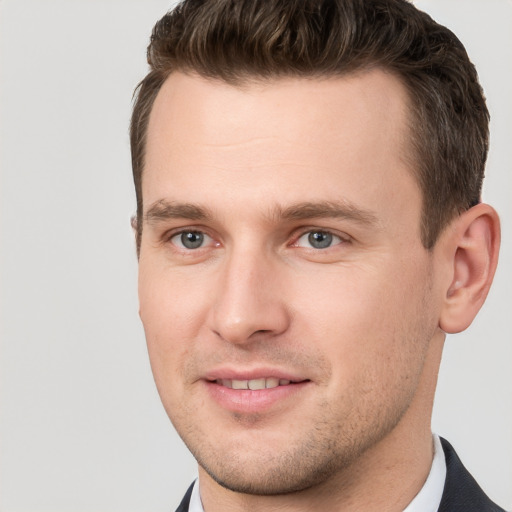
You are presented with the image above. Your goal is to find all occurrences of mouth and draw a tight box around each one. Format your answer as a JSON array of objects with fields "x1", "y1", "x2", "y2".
[
  {"x1": 203, "y1": 374, "x2": 311, "y2": 414},
  {"x1": 210, "y1": 377, "x2": 305, "y2": 390}
]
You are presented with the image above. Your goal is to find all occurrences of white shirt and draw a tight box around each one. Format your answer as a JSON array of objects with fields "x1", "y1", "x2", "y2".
[
  {"x1": 188, "y1": 434, "x2": 447, "y2": 512},
  {"x1": 403, "y1": 434, "x2": 447, "y2": 512}
]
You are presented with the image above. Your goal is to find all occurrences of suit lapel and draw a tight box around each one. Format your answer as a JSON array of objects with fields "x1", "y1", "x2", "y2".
[
  {"x1": 175, "y1": 482, "x2": 194, "y2": 512},
  {"x1": 438, "y1": 437, "x2": 505, "y2": 512}
]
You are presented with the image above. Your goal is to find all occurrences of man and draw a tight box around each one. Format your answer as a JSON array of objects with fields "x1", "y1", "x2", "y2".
[{"x1": 130, "y1": 0, "x2": 504, "y2": 510}]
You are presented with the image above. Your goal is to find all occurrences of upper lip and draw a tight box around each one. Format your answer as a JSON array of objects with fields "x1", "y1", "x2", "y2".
[{"x1": 203, "y1": 368, "x2": 308, "y2": 383}]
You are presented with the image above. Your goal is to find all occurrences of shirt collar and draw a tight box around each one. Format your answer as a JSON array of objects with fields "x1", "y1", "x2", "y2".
[
  {"x1": 188, "y1": 477, "x2": 204, "y2": 512},
  {"x1": 402, "y1": 434, "x2": 447, "y2": 512}
]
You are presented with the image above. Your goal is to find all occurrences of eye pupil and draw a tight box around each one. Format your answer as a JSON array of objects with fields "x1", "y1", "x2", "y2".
[
  {"x1": 181, "y1": 231, "x2": 204, "y2": 249},
  {"x1": 308, "y1": 231, "x2": 332, "y2": 249}
]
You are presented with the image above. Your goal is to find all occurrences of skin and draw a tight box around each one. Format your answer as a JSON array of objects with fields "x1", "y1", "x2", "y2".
[{"x1": 137, "y1": 70, "x2": 500, "y2": 511}]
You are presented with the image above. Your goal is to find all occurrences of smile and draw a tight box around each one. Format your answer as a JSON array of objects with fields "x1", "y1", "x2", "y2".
[
  {"x1": 203, "y1": 368, "x2": 312, "y2": 413},
  {"x1": 214, "y1": 377, "x2": 294, "y2": 390}
]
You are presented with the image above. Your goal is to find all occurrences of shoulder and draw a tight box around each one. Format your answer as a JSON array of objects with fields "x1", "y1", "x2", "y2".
[{"x1": 439, "y1": 437, "x2": 506, "y2": 512}]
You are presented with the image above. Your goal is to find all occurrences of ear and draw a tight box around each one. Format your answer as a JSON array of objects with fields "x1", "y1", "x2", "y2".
[
  {"x1": 130, "y1": 215, "x2": 141, "y2": 259},
  {"x1": 439, "y1": 203, "x2": 500, "y2": 334}
]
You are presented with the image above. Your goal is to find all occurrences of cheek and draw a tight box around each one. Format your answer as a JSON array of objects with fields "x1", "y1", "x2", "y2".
[
  {"x1": 139, "y1": 257, "x2": 210, "y2": 335},
  {"x1": 291, "y1": 257, "x2": 434, "y2": 383},
  {"x1": 138, "y1": 261, "x2": 208, "y2": 393}
]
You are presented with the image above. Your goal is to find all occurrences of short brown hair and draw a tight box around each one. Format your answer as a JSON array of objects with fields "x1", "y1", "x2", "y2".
[{"x1": 131, "y1": 0, "x2": 489, "y2": 251}]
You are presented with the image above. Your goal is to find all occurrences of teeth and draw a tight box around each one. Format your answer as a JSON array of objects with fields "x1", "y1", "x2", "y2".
[
  {"x1": 215, "y1": 377, "x2": 293, "y2": 389},
  {"x1": 248, "y1": 378, "x2": 266, "y2": 390},
  {"x1": 265, "y1": 377, "x2": 280, "y2": 389},
  {"x1": 232, "y1": 379, "x2": 249, "y2": 390}
]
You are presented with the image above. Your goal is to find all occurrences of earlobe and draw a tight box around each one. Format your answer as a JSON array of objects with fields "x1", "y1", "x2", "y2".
[
  {"x1": 131, "y1": 215, "x2": 138, "y2": 233},
  {"x1": 439, "y1": 203, "x2": 500, "y2": 334},
  {"x1": 131, "y1": 215, "x2": 141, "y2": 259}
]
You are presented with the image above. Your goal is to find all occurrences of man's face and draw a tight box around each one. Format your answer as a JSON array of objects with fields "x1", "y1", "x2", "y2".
[{"x1": 138, "y1": 70, "x2": 445, "y2": 494}]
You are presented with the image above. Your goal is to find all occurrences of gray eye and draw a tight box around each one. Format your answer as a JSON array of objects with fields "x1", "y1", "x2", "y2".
[
  {"x1": 308, "y1": 231, "x2": 333, "y2": 249},
  {"x1": 173, "y1": 231, "x2": 206, "y2": 249},
  {"x1": 295, "y1": 230, "x2": 342, "y2": 249}
]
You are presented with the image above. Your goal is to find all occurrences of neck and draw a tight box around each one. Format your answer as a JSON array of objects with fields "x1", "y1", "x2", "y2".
[{"x1": 199, "y1": 332, "x2": 444, "y2": 512}]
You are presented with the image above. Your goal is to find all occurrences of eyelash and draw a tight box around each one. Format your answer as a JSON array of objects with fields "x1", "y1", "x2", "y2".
[
  {"x1": 165, "y1": 228, "x2": 217, "y2": 251},
  {"x1": 291, "y1": 228, "x2": 350, "y2": 250},
  {"x1": 164, "y1": 227, "x2": 350, "y2": 252}
]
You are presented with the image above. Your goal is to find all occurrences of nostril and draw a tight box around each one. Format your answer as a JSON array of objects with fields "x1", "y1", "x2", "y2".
[{"x1": 254, "y1": 329, "x2": 272, "y2": 335}]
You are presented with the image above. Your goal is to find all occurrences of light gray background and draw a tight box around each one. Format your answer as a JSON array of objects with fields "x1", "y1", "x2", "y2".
[{"x1": 0, "y1": 1, "x2": 510, "y2": 510}]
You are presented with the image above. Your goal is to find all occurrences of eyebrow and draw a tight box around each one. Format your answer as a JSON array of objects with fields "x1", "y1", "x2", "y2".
[
  {"x1": 275, "y1": 201, "x2": 379, "y2": 226},
  {"x1": 144, "y1": 199, "x2": 212, "y2": 225},
  {"x1": 144, "y1": 199, "x2": 378, "y2": 226}
]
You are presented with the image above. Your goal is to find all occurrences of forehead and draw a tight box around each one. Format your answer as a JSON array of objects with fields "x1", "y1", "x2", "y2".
[
  {"x1": 143, "y1": 70, "x2": 420, "y2": 228},
  {"x1": 146, "y1": 69, "x2": 411, "y2": 158}
]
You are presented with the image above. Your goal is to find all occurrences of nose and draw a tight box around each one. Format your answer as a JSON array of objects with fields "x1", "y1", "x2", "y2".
[{"x1": 208, "y1": 248, "x2": 290, "y2": 345}]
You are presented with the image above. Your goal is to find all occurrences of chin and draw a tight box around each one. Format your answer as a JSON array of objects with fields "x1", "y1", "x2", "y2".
[
  {"x1": 199, "y1": 455, "x2": 341, "y2": 496},
  {"x1": 188, "y1": 428, "x2": 361, "y2": 496}
]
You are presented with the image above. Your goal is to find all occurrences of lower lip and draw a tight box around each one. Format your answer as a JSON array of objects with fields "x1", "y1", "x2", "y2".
[{"x1": 203, "y1": 380, "x2": 311, "y2": 414}]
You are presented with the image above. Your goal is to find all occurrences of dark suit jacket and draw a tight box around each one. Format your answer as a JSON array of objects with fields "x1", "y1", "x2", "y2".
[
  {"x1": 438, "y1": 438, "x2": 505, "y2": 512},
  {"x1": 175, "y1": 437, "x2": 506, "y2": 511}
]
